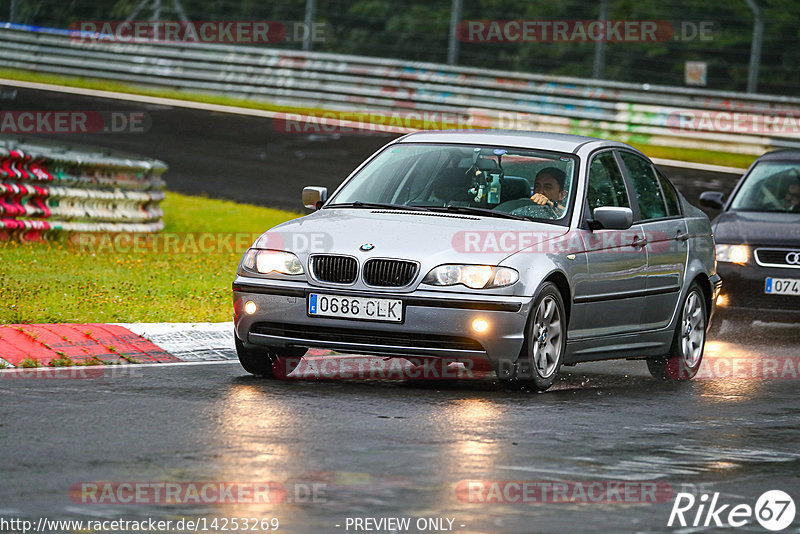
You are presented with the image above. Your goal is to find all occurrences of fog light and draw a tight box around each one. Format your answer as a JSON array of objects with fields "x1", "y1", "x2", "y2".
[
  {"x1": 472, "y1": 318, "x2": 489, "y2": 333},
  {"x1": 244, "y1": 301, "x2": 257, "y2": 315},
  {"x1": 716, "y1": 294, "x2": 728, "y2": 307}
]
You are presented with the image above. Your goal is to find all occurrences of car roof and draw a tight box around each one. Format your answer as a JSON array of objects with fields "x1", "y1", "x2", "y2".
[
  {"x1": 755, "y1": 149, "x2": 800, "y2": 162},
  {"x1": 394, "y1": 129, "x2": 632, "y2": 154}
]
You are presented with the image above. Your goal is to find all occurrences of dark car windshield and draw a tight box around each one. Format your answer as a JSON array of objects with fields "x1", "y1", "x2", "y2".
[
  {"x1": 730, "y1": 161, "x2": 800, "y2": 213},
  {"x1": 327, "y1": 143, "x2": 577, "y2": 224}
]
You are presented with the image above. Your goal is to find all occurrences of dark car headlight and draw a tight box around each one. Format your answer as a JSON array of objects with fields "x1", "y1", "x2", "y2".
[{"x1": 716, "y1": 244, "x2": 749, "y2": 265}]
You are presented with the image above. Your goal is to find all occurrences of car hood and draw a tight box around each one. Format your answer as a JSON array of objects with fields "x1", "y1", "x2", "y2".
[
  {"x1": 255, "y1": 208, "x2": 569, "y2": 265},
  {"x1": 712, "y1": 210, "x2": 800, "y2": 246}
]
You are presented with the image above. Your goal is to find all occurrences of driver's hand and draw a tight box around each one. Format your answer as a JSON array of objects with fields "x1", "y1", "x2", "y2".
[{"x1": 530, "y1": 193, "x2": 553, "y2": 207}]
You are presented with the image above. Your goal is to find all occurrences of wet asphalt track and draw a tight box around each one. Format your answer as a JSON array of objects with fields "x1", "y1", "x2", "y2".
[
  {"x1": 1, "y1": 326, "x2": 799, "y2": 534},
  {"x1": 1, "y1": 83, "x2": 799, "y2": 533}
]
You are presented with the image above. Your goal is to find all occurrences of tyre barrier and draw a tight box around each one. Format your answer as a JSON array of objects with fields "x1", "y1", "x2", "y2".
[
  {"x1": 0, "y1": 137, "x2": 166, "y2": 241},
  {"x1": 1, "y1": 23, "x2": 799, "y2": 155}
]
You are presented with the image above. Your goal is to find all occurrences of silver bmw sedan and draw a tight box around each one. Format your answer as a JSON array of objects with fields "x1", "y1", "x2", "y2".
[{"x1": 233, "y1": 130, "x2": 721, "y2": 391}]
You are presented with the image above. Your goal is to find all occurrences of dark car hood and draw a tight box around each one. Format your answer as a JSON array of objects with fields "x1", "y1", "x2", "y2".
[{"x1": 712, "y1": 210, "x2": 800, "y2": 246}]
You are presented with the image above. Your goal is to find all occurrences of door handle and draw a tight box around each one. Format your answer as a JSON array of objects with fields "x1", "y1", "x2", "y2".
[
  {"x1": 631, "y1": 235, "x2": 648, "y2": 248},
  {"x1": 676, "y1": 232, "x2": 690, "y2": 242}
]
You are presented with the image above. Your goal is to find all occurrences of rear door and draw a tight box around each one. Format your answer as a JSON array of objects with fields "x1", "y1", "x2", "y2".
[{"x1": 618, "y1": 151, "x2": 688, "y2": 330}]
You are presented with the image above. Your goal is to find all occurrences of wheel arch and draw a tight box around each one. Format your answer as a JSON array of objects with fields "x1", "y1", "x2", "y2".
[
  {"x1": 542, "y1": 270, "x2": 572, "y2": 327},
  {"x1": 690, "y1": 272, "x2": 713, "y2": 322}
]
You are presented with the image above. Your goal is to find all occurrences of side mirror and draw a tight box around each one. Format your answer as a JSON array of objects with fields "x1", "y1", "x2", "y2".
[
  {"x1": 699, "y1": 191, "x2": 725, "y2": 210},
  {"x1": 302, "y1": 186, "x2": 327, "y2": 210},
  {"x1": 591, "y1": 206, "x2": 633, "y2": 230}
]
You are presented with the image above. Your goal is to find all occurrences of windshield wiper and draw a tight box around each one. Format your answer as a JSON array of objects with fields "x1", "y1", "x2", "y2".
[
  {"x1": 325, "y1": 201, "x2": 432, "y2": 212},
  {"x1": 427, "y1": 205, "x2": 531, "y2": 221}
]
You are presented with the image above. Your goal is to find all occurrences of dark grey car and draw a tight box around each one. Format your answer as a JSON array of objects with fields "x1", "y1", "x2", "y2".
[
  {"x1": 700, "y1": 149, "x2": 800, "y2": 330},
  {"x1": 233, "y1": 131, "x2": 721, "y2": 391}
]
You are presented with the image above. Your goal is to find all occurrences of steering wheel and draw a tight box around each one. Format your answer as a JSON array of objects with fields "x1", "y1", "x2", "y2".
[{"x1": 494, "y1": 197, "x2": 560, "y2": 219}]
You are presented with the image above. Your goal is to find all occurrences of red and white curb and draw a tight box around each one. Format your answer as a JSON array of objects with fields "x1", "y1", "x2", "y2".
[
  {"x1": 0, "y1": 322, "x2": 472, "y2": 380},
  {"x1": 115, "y1": 322, "x2": 236, "y2": 362},
  {"x1": 0, "y1": 322, "x2": 236, "y2": 368}
]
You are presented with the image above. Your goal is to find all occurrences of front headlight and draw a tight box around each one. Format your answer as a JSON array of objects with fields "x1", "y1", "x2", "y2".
[
  {"x1": 422, "y1": 264, "x2": 519, "y2": 289},
  {"x1": 716, "y1": 244, "x2": 749, "y2": 265},
  {"x1": 242, "y1": 249, "x2": 304, "y2": 275}
]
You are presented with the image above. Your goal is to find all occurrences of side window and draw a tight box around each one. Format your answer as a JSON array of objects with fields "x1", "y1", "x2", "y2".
[
  {"x1": 586, "y1": 151, "x2": 630, "y2": 215},
  {"x1": 656, "y1": 169, "x2": 681, "y2": 216},
  {"x1": 620, "y1": 152, "x2": 667, "y2": 220}
]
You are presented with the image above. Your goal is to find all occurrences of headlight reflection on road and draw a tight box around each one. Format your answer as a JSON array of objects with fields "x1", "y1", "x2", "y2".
[
  {"x1": 208, "y1": 384, "x2": 297, "y2": 515},
  {"x1": 443, "y1": 399, "x2": 505, "y2": 470},
  {"x1": 696, "y1": 341, "x2": 763, "y2": 403},
  {"x1": 439, "y1": 398, "x2": 528, "y2": 523}
]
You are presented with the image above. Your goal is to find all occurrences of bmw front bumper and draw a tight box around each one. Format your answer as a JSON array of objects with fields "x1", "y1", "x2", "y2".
[{"x1": 232, "y1": 276, "x2": 532, "y2": 367}]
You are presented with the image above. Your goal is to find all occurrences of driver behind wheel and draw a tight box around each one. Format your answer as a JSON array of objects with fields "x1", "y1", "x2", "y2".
[
  {"x1": 785, "y1": 180, "x2": 800, "y2": 212},
  {"x1": 530, "y1": 167, "x2": 567, "y2": 217}
]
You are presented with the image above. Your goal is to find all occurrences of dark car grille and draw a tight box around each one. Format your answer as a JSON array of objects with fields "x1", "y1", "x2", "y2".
[
  {"x1": 252, "y1": 322, "x2": 484, "y2": 352},
  {"x1": 363, "y1": 259, "x2": 418, "y2": 287},
  {"x1": 755, "y1": 248, "x2": 800, "y2": 268},
  {"x1": 310, "y1": 255, "x2": 358, "y2": 283}
]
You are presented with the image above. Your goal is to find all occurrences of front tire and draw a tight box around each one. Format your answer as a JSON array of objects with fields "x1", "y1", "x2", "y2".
[
  {"x1": 647, "y1": 283, "x2": 707, "y2": 381},
  {"x1": 500, "y1": 282, "x2": 566, "y2": 392},
  {"x1": 235, "y1": 336, "x2": 307, "y2": 378}
]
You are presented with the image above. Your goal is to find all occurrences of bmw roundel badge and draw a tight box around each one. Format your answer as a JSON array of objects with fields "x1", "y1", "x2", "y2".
[{"x1": 360, "y1": 243, "x2": 375, "y2": 251}]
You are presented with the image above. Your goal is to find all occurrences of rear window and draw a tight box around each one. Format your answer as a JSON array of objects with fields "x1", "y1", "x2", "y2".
[
  {"x1": 657, "y1": 169, "x2": 682, "y2": 216},
  {"x1": 620, "y1": 152, "x2": 668, "y2": 220}
]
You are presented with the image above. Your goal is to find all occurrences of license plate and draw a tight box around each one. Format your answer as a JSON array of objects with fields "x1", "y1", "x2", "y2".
[
  {"x1": 308, "y1": 293, "x2": 403, "y2": 322},
  {"x1": 765, "y1": 278, "x2": 800, "y2": 296}
]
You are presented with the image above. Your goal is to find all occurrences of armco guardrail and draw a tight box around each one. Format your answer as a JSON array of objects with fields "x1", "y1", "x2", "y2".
[
  {"x1": 0, "y1": 24, "x2": 799, "y2": 156},
  {"x1": 0, "y1": 136, "x2": 165, "y2": 240}
]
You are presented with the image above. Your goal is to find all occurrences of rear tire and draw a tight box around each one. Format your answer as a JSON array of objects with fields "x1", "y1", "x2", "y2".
[
  {"x1": 647, "y1": 283, "x2": 707, "y2": 381},
  {"x1": 235, "y1": 336, "x2": 307, "y2": 378},
  {"x1": 499, "y1": 282, "x2": 566, "y2": 392}
]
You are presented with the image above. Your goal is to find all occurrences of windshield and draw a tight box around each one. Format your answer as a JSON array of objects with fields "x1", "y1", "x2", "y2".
[
  {"x1": 327, "y1": 143, "x2": 578, "y2": 224},
  {"x1": 730, "y1": 160, "x2": 800, "y2": 213}
]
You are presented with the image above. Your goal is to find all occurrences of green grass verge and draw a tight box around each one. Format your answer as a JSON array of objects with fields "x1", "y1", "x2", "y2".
[
  {"x1": 627, "y1": 143, "x2": 753, "y2": 169},
  {"x1": 0, "y1": 192, "x2": 302, "y2": 323},
  {"x1": 0, "y1": 68, "x2": 757, "y2": 169}
]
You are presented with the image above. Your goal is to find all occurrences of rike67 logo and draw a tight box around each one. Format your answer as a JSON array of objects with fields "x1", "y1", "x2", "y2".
[{"x1": 668, "y1": 490, "x2": 796, "y2": 531}]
